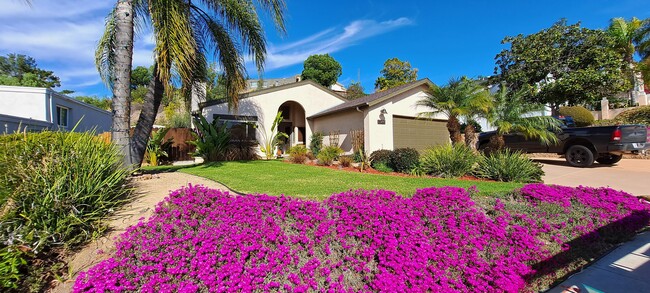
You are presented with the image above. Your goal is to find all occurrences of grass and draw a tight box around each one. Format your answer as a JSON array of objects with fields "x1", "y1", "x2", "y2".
[{"x1": 145, "y1": 160, "x2": 522, "y2": 199}]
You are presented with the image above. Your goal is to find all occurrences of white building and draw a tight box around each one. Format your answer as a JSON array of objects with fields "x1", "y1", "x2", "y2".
[
  {"x1": 200, "y1": 79, "x2": 449, "y2": 154},
  {"x1": 0, "y1": 85, "x2": 112, "y2": 134}
]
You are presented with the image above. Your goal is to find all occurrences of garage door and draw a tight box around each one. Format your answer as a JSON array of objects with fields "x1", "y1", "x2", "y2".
[{"x1": 393, "y1": 116, "x2": 449, "y2": 151}]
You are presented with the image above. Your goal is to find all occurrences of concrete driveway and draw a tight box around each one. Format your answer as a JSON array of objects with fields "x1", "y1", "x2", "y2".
[{"x1": 535, "y1": 158, "x2": 650, "y2": 196}]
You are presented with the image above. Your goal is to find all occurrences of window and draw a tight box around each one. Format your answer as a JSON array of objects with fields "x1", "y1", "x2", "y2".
[
  {"x1": 249, "y1": 82, "x2": 257, "y2": 89},
  {"x1": 213, "y1": 114, "x2": 258, "y2": 141},
  {"x1": 56, "y1": 106, "x2": 69, "y2": 128}
]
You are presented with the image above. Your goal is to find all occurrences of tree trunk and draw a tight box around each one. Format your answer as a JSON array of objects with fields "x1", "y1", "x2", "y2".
[
  {"x1": 464, "y1": 124, "x2": 478, "y2": 151},
  {"x1": 489, "y1": 134, "x2": 505, "y2": 151},
  {"x1": 111, "y1": 0, "x2": 135, "y2": 169},
  {"x1": 447, "y1": 115, "x2": 462, "y2": 144},
  {"x1": 131, "y1": 67, "x2": 165, "y2": 167}
]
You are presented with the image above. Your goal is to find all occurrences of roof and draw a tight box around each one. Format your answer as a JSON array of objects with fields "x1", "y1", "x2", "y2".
[
  {"x1": 200, "y1": 79, "x2": 347, "y2": 108},
  {"x1": 308, "y1": 78, "x2": 433, "y2": 119}
]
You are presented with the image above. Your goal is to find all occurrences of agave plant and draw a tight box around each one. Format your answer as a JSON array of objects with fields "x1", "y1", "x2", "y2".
[
  {"x1": 189, "y1": 115, "x2": 230, "y2": 162},
  {"x1": 146, "y1": 128, "x2": 173, "y2": 166}
]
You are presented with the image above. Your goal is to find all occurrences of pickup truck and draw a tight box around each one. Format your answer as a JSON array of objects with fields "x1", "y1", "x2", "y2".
[{"x1": 477, "y1": 119, "x2": 648, "y2": 167}]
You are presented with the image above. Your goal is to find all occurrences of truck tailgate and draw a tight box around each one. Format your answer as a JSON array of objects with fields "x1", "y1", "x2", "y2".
[{"x1": 620, "y1": 125, "x2": 648, "y2": 143}]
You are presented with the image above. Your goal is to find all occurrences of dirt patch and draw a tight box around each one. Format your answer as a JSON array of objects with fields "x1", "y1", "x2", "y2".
[{"x1": 48, "y1": 172, "x2": 229, "y2": 292}]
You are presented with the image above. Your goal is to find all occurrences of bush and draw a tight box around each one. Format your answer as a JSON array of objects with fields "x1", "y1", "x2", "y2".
[
  {"x1": 0, "y1": 131, "x2": 130, "y2": 289},
  {"x1": 306, "y1": 152, "x2": 316, "y2": 160},
  {"x1": 190, "y1": 116, "x2": 230, "y2": 161},
  {"x1": 338, "y1": 155, "x2": 352, "y2": 167},
  {"x1": 614, "y1": 105, "x2": 650, "y2": 125},
  {"x1": 369, "y1": 149, "x2": 392, "y2": 169},
  {"x1": 389, "y1": 148, "x2": 419, "y2": 173},
  {"x1": 317, "y1": 145, "x2": 343, "y2": 166},
  {"x1": 420, "y1": 144, "x2": 478, "y2": 178},
  {"x1": 373, "y1": 161, "x2": 394, "y2": 173},
  {"x1": 309, "y1": 132, "x2": 324, "y2": 156},
  {"x1": 289, "y1": 145, "x2": 308, "y2": 164},
  {"x1": 475, "y1": 149, "x2": 544, "y2": 183},
  {"x1": 558, "y1": 106, "x2": 595, "y2": 127}
]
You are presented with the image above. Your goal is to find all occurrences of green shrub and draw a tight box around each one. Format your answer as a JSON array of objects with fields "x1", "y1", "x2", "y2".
[
  {"x1": 289, "y1": 145, "x2": 308, "y2": 164},
  {"x1": 559, "y1": 106, "x2": 595, "y2": 127},
  {"x1": 338, "y1": 155, "x2": 352, "y2": 167},
  {"x1": 614, "y1": 105, "x2": 650, "y2": 125},
  {"x1": 309, "y1": 132, "x2": 324, "y2": 156},
  {"x1": 373, "y1": 161, "x2": 394, "y2": 173},
  {"x1": 369, "y1": 149, "x2": 392, "y2": 169},
  {"x1": 592, "y1": 119, "x2": 617, "y2": 126},
  {"x1": 420, "y1": 144, "x2": 478, "y2": 178},
  {"x1": 352, "y1": 149, "x2": 363, "y2": 163},
  {"x1": 146, "y1": 127, "x2": 173, "y2": 166},
  {"x1": 475, "y1": 149, "x2": 544, "y2": 183},
  {"x1": 190, "y1": 116, "x2": 231, "y2": 161},
  {"x1": 0, "y1": 130, "x2": 130, "y2": 289},
  {"x1": 389, "y1": 148, "x2": 419, "y2": 173},
  {"x1": 317, "y1": 146, "x2": 343, "y2": 166}
]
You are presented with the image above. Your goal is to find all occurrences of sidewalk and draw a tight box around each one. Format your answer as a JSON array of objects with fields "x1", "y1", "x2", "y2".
[{"x1": 548, "y1": 232, "x2": 650, "y2": 293}]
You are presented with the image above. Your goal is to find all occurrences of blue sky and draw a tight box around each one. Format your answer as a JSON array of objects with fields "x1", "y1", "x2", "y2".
[{"x1": 1, "y1": 0, "x2": 648, "y2": 97}]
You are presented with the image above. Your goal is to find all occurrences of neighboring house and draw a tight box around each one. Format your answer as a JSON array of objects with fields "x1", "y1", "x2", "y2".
[
  {"x1": 0, "y1": 85, "x2": 112, "y2": 134},
  {"x1": 200, "y1": 78, "x2": 449, "y2": 154},
  {"x1": 245, "y1": 75, "x2": 347, "y2": 95}
]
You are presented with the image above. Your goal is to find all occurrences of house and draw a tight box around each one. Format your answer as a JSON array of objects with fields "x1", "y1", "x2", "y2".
[
  {"x1": 199, "y1": 78, "x2": 449, "y2": 154},
  {"x1": 0, "y1": 85, "x2": 112, "y2": 134}
]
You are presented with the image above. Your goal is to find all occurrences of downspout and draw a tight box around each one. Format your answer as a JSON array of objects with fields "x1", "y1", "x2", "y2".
[{"x1": 47, "y1": 89, "x2": 54, "y2": 130}]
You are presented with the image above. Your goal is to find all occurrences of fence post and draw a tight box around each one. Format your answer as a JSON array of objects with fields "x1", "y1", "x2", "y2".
[{"x1": 601, "y1": 98, "x2": 610, "y2": 120}]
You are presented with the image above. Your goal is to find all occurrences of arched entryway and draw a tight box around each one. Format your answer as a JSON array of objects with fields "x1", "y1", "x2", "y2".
[{"x1": 277, "y1": 101, "x2": 306, "y2": 153}]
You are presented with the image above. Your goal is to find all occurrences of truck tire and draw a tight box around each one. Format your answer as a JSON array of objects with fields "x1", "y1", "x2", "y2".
[
  {"x1": 565, "y1": 145, "x2": 594, "y2": 167},
  {"x1": 596, "y1": 154, "x2": 623, "y2": 165}
]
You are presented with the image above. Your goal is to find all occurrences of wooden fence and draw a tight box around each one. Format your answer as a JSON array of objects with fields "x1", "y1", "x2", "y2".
[{"x1": 99, "y1": 127, "x2": 196, "y2": 162}]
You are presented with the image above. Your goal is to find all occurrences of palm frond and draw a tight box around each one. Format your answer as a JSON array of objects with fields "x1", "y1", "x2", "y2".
[{"x1": 95, "y1": 7, "x2": 118, "y2": 89}]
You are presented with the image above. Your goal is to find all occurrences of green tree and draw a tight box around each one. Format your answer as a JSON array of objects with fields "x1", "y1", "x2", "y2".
[
  {"x1": 486, "y1": 85, "x2": 562, "y2": 150},
  {"x1": 205, "y1": 63, "x2": 227, "y2": 102},
  {"x1": 301, "y1": 54, "x2": 342, "y2": 87},
  {"x1": 131, "y1": 65, "x2": 152, "y2": 88},
  {"x1": 607, "y1": 17, "x2": 650, "y2": 104},
  {"x1": 494, "y1": 20, "x2": 630, "y2": 115},
  {"x1": 374, "y1": 58, "x2": 418, "y2": 91},
  {"x1": 97, "y1": 0, "x2": 286, "y2": 168},
  {"x1": 0, "y1": 53, "x2": 60, "y2": 88},
  {"x1": 417, "y1": 77, "x2": 491, "y2": 146},
  {"x1": 75, "y1": 96, "x2": 112, "y2": 110},
  {"x1": 345, "y1": 81, "x2": 366, "y2": 100}
]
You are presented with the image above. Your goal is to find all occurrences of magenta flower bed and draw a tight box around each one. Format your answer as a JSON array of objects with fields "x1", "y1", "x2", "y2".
[{"x1": 73, "y1": 184, "x2": 650, "y2": 292}]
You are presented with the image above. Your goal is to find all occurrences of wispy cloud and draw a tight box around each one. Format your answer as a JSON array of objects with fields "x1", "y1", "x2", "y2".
[
  {"x1": 0, "y1": 0, "x2": 153, "y2": 94},
  {"x1": 260, "y1": 17, "x2": 413, "y2": 71}
]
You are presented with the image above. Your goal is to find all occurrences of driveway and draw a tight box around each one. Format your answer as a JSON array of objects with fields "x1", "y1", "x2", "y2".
[{"x1": 535, "y1": 158, "x2": 650, "y2": 196}]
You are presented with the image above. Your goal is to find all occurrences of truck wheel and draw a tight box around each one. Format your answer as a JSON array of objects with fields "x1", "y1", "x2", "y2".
[
  {"x1": 596, "y1": 154, "x2": 623, "y2": 165},
  {"x1": 565, "y1": 145, "x2": 594, "y2": 167}
]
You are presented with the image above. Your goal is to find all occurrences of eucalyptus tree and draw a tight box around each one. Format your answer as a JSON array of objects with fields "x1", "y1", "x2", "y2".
[
  {"x1": 486, "y1": 85, "x2": 562, "y2": 150},
  {"x1": 417, "y1": 77, "x2": 491, "y2": 147},
  {"x1": 97, "y1": 0, "x2": 286, "y2": 167}
]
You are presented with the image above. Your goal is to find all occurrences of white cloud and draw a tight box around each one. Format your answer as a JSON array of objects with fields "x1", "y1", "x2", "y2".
[{"x1": 259, "y1": 17, "x2": 413, "y2": 71}]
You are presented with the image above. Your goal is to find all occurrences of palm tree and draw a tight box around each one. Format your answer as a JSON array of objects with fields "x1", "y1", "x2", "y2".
[
  {"x1": 97, "y1": 0, "x2": 286, "y2": 167},
  {"x1": 417, "y1": 77, "x2": 491, "y2": 147},
  {"x1": 486, "y1": 85, "x2": 562, "y2": 150},
  {"x1": 607, "y1": 17, "x2": 650, "y2": 105}
]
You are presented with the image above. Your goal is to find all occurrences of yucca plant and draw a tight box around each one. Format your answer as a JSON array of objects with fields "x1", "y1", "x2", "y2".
[
  {"x1": 189, "y1": 115, "x2": 230, "y2": 162},
  {"x1": 259, "y1": 111, "x2": 288, "y2": 160},
  {"x1": 0, "y1": 130, "x2": 130, "y2": 289},
  {"x1": 146, "y1": 127, "x2": 173, "y2": 166}
]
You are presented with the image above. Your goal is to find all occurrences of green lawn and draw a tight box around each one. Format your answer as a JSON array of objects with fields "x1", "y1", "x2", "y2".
[{"x1": 152, "y1": 160, "x2": 522, "y2": 199}]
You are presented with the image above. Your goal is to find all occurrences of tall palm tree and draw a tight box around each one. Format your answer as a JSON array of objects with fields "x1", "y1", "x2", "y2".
[
  {"x1": 97, "y1": 0, "x2": 286, "y2": 167},
  {"x1": 608, "y1": 17, "x2": 650, "y2": 105},
  {"x1": 417, "y1": 77, "x2": 491, "y2": 147},
  {"x1": 487, "y1": 85, "x2": 562, "y2": 150}
]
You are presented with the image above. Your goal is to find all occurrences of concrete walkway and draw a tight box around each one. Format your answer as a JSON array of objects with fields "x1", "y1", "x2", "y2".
[
  {"x1": 548, "y1": 232, "x2": 650, "y2": 293},
  {"x1": 536, "y1": 158, "x2": 650, "y2": 196}
]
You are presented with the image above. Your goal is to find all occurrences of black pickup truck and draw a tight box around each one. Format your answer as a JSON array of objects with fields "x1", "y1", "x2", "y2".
[{"x1": 478, "y1": 119, "x2": 648, "y2": 167}]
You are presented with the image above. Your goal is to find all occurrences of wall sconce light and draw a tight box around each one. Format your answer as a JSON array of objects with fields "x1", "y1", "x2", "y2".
[{"x1": 380, "y1": 108, "x2": 387, "y2": 114}]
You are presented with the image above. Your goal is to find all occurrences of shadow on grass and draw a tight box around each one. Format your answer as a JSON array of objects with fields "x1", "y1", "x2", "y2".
[{"x1": 530, "y1": 211, "x2": 650, "y2": 291}]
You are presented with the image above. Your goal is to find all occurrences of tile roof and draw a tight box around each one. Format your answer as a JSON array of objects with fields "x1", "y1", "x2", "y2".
[{"x1": 308, "y1": 78, "x2": 432, "y2": 119}]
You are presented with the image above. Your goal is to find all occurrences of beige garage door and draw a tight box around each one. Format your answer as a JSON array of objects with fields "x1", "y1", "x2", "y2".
[{"x1": 393, "y1": 116, "x2": 448, "y2": 151}]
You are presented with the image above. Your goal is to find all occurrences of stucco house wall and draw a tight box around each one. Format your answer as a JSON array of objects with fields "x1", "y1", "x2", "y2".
[
  {"x1": 312, "y1": 109, "x2": 364, "y2": 152},
  {"x1": 0, "y1": 85, "x2": 112, "y2": 133},
  {"x1": 201, "y1": 81, "x2": 346, "y2": 152}
]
